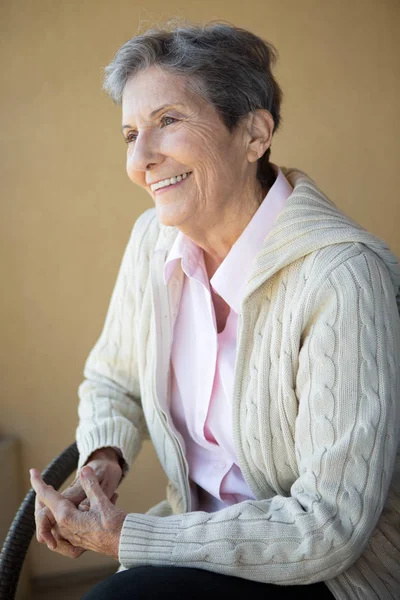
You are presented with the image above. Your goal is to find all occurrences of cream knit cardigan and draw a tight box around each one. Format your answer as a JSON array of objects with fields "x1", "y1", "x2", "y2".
[{"x1": 76, "y1": 168, "x2": 400, "y2": 599}]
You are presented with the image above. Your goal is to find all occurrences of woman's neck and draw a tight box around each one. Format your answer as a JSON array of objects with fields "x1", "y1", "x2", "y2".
[{"x1": 183, "y1": 182, "x2": 271, "y2": 279}]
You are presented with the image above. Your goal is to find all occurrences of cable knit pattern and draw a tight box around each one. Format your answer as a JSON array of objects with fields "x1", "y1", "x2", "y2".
[{"x1": 77, "y1": 168, "x2": 400, "y2": 599}]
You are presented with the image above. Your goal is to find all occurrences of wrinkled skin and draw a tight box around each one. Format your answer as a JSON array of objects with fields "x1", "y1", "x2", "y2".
[
  {"x1": 31, "y1": 465, "x2": 126, "y2": 560},
  {"x1": 34, "y1": 447, "x2": 122, "y2": 558},
  {"x1": 122, "y1": 65, "x2": 274, "y2": 275}
]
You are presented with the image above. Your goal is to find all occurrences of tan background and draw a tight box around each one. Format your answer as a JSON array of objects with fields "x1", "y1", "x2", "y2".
[{"x1": 1, "y1": 0, "x2": 399, "y2": 582}]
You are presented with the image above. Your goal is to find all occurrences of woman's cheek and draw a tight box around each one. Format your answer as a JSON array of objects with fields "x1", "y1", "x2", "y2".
[
  {"x1": 161, "y1": 131, "x2": 194, "y2": 162},
  {"x1": 125, "y1": 146, "x2": 143, "y2": 183}
]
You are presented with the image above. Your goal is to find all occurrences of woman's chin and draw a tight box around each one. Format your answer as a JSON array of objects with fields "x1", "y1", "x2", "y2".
[{"x1": 155, "y1": 204, "x2": 187, "y2": 228}]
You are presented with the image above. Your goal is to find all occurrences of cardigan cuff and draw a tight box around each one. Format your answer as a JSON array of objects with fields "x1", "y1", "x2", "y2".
[
  {"x1": 76, "y1": 420, "x2": 142, "y2": 475},
  {"x1": 118, "y1": 513, "x2": 184, "y2": 568}
]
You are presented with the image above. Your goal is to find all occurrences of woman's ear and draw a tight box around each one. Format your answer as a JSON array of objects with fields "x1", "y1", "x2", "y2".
[{"x1": 246, "y1": 109, "x2": 275, "y2": 163}]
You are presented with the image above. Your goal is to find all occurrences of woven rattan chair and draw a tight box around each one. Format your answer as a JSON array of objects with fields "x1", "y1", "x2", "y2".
[{"x1": 0, "y1": 442, "x2": 79, "y2": 600}]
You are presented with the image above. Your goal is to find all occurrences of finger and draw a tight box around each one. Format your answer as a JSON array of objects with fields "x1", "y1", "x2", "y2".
[
  {"x1": 77, "y1": 491, "x2": 118, "y2": 511},
  {"x1": 30, "y1": 469, "x2": 71, "y2": 516},
  {"x1": 99, "y1": 478, "x2": 113, "y2": 499},
  {"x1": 83, "y1": 459, "x2": 121, "y2": 500},
  {"x1": 76, "y1": 468, "x2": 119, "y2": 514},
  {"x1": 78, "y1": 497, "x2": 90, "y2": 511},
  {"x1": 35, "y1": 496, "x2": 45, "y2": 511},
  {"x1": 61, "y1": 481, "x2": 87, "y2": 506},
  {"x1": 50, "y1": 527, "x2": 86, "y2": 558},
  {"x1": 79, "y1": 466, "x2": 109, "y2": 507},
  {"x1": 35, "y1": 496, "x2": 47, "y2": 543},
  {"x1": 35, "y1": 494, "x2": 57, "y2": 546},
  {"x1": 86, "y1": 468, "x2": 112, "y2": 498},
  {"x1": 35, "y1": 506, "x2": 57, "y2": 548}
]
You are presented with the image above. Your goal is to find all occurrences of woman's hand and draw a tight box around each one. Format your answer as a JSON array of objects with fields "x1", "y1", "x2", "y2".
[
  {"x1": 34, "y1": 447, "x2": 123, "y2": 558},
  {"x1": 30, "y1": 466, "x2": 127, "y2": 560}
]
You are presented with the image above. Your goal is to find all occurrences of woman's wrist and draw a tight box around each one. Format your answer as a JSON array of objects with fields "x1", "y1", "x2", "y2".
[
  {"x1": 109, "y1": 511, "x2": 127, "y2": 560},
  {"x1": 85, "y1": 447, "x2": 123, "y2": 466}
]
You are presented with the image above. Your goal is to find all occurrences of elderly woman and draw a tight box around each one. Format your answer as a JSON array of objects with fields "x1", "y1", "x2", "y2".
[{"x1": 30, "y1": 22, "x2": 400, "y2": 600}]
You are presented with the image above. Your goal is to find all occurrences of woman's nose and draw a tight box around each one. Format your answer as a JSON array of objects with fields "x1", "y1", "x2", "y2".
[{"x1": 127, "y1": 131, "x2": 163, "y2": 172}]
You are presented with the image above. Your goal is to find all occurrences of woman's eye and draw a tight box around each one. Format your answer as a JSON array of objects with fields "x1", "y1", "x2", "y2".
[
  {"x1": 161, "y1": 116, "x2": 177, "y2": 127},
  {"x1": 125, "y1": 132, "x2": 137, "y2": 144},
  {"x1": 124, "y1": 117, "x2": 175, "y2": 143}
]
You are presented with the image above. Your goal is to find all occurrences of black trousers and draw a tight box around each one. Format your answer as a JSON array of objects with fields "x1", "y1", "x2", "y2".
[{"x1": 81, "y1": 566, "x2": 335, "y2": 599}]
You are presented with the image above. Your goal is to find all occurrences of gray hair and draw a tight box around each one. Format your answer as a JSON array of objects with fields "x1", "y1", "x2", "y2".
[{"x1": 104, "y1": 21, "x2": 283, "y2": 191}]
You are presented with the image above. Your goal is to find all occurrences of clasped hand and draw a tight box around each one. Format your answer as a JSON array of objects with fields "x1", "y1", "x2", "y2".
[{"x1": 30, "y1": 465, "x2": 127, "y2": 560}]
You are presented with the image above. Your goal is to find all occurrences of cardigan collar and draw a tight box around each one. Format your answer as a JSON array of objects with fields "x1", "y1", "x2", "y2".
[
  {"x1": 154, "y1": 166, "x2": 400, "y2": 312},
  {"x1": 246, "y1": 167, "x2": 400, "y2": 310}
]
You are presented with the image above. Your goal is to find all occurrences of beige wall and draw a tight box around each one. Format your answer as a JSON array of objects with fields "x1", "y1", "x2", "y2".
[{"x1": 1, "y1": 0, "x2": 399, "y2": 580}]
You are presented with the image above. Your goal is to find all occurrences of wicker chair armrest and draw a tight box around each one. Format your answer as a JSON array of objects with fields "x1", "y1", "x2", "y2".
[{"x1": 0, "y1": 442, "x2": 79, "y2": 600}]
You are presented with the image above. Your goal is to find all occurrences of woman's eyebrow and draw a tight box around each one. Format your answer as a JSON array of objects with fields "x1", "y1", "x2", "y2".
[{"x1": 121, "y1": 103, "x2": 185, "y2": 132}]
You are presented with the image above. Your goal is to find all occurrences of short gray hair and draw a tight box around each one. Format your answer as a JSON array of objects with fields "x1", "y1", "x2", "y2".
[{"x1": 104, "y1": 21, "x2": 283, "y2": 190}]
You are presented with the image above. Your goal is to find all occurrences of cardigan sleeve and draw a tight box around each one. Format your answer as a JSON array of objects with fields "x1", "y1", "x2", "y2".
[
  {"x1": 75, "y1": 214, "x2": 152, "y2": 474},
  {"x1": 118, "y1": 250, "x2": 400, "y2": 585}
]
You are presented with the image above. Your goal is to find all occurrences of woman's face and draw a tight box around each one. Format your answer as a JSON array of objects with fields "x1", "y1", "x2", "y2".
[{"x1": 121, "y1": 66, "x2": 258, "y2": 230}]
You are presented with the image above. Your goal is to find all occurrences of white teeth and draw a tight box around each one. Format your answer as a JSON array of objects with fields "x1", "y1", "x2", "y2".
[{"x1": 151, "y1": 171, "x2": 191, "y2": 191}]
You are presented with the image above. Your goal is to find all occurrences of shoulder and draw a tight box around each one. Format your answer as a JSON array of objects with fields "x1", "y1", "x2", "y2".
[
  {"x1": 303, "y1": 242, "x2": 394, "y2": 291},
  {"x1": 285, "y1": 242, "x2": 400, "y2": 331},
  {"x1": 301, "y1": 243, "x2": 399, "y2": 329}
]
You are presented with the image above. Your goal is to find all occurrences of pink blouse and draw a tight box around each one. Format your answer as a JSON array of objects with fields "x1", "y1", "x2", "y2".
[{"x1": 164, "y1": 165, "x2": 293, "y2": 512}]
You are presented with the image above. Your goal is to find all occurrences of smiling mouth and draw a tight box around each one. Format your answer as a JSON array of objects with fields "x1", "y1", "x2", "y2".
[{"x1": 151, "y1": 171, "x2": 192, "y2": 192}]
